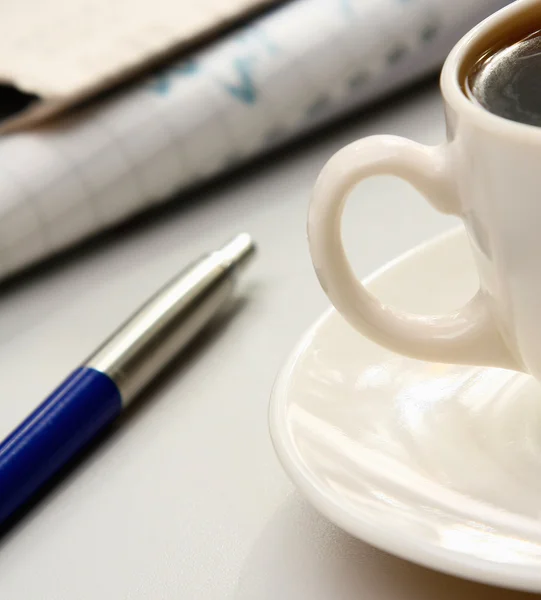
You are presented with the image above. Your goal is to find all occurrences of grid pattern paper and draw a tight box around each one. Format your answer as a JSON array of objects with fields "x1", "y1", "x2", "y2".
[{"x1": 0, "y1": 0, "x2": 511, "y2": 280}]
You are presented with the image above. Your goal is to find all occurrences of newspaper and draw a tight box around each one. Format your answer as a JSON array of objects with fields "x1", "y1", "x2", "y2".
[{"x1": 0, "y1": 0, "x2": 510, "y2": 279}]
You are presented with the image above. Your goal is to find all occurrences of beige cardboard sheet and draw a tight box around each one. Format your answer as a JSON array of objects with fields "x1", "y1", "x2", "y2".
[{"x1": 0, "y1": 0, "x2": 277, "y2": 130}]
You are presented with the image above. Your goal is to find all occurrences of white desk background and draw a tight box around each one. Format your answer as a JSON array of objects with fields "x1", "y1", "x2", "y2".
[{"x1": 0, "y1": 80, "x2": 527, "y2": 599}]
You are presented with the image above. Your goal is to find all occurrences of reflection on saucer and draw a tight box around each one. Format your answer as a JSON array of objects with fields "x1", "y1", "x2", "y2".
[{"x1": 270, "y1": 229, "x2": 541, "y2": 592}]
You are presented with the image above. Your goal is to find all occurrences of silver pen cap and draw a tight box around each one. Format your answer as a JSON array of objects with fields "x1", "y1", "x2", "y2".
[{"x1": 85, "y1": 233, "x2": 256, "y2": 406}]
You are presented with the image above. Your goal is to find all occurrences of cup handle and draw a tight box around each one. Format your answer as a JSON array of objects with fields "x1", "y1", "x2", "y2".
[{"x1": 308, "y1": 135, "x2": 520, "y2": 370}]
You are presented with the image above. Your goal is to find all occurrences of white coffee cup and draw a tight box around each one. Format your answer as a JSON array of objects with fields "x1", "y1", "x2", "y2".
[{"x1": 308, "y1": 0, "x2": 541, "y2": 378}]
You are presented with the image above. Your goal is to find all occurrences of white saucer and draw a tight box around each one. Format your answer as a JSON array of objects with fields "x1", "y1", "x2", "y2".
[{"x1": 269, "y1": 228, "x2": 541, "y2": 593}]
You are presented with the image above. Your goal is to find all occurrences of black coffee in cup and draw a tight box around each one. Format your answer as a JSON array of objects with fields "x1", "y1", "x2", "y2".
[{"x1": 466, "y1": 29, "x2": 541, "y2": 127}]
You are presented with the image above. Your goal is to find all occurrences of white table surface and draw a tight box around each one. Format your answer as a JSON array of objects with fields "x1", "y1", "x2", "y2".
[{"x1": 0, "y1": 79, "x2": 530, "y2": 599}]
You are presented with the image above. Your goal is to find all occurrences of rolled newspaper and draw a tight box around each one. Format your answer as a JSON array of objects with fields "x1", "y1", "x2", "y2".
[{"x1": 0, "y1": 0, "x2": 509, "y2": 279}]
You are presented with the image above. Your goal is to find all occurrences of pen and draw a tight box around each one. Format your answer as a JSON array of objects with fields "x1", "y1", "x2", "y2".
[{"x1": 0, "y1": 233, "x2": 256, "y2": 527}]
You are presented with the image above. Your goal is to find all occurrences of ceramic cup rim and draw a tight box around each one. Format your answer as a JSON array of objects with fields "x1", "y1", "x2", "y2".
[{"x1": 441, "y1": 0, "x2": 541, "y2": 142}]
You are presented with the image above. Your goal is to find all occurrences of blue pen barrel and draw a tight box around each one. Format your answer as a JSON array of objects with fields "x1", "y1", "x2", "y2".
[{"x1": 0, "y1": 367, "x2": 122, "y2": 526}]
